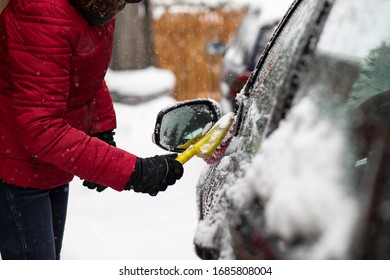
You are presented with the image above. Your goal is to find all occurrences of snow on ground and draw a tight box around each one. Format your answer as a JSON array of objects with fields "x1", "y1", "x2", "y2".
[
  {"x1": 62, "y1": 68, "x2": 206, "y2": 259},
  {"x1": 105, "y1": 67, "x2": 176, "y2": 97}
]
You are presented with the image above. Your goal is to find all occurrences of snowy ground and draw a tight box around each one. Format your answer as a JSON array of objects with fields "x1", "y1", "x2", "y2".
[{"x1": 62, "y1": 69, "x2": 206, "y2": 260}]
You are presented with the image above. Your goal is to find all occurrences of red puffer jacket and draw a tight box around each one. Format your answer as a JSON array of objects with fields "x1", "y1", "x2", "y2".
[{"x1": 0, "y1": 0, "x2": 137, "y2": 191}]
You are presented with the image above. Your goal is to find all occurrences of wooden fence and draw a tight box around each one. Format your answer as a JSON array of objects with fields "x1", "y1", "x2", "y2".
[
  {"x1": 152, "y1": 8, "x2": 246, "y2": 101},
  {"x1": 0, "y1": 0, "x2": 8, "y2": 13}
]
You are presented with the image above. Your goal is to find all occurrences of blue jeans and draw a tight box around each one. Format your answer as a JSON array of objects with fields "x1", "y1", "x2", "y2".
[{"x1": 0, "y1": 180, "x2": 69, "y2": 260}]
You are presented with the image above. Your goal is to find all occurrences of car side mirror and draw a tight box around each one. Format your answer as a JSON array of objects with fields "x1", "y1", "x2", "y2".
[
  {"x1": 153, "y1": 99, "x2": 222, "y2": 153},
  {"x1": 205, "y1": 40, "x2": 227, "y2": 56}
]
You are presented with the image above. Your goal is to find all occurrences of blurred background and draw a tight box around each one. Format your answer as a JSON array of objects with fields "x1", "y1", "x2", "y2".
[{"x1": 110, "y1": 0, "x2": 249, "y2": 101}]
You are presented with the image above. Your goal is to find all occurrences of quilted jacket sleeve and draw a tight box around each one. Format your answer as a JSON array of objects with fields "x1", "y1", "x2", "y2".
[{"x1": 6, "y1": 1, "x2": 136, "y2": 191}]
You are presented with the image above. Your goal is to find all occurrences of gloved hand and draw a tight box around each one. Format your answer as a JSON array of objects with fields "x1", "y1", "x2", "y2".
[
  {"x1": 82, "y1": 130, "x2": 116, "y2": 192},
  {"x1": 126, "y1": 154, "x2": 184, "y2": 196}
]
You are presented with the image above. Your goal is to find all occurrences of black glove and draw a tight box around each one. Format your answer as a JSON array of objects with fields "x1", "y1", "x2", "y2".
[
  {"x1": 92, "y1": 130, "x2": 116, "y2": 147},
  {"x1": 126, "y1": 154, "x2": 184, "y2": 196},
  {"x1": 82, "y1": 130, "x2": 116, "y2": 192}
]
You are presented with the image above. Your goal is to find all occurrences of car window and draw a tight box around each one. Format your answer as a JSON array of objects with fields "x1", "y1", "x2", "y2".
[
  {"x1": 248, "y1": 22, "x2": 279, "y2": 71},
  {"x1": 236, "y1": 0, "x2": 325, "y2": 154},
  {"x1": 298, "y1": 0, "x2": 390, "y2": 103},
  {"x1": 293, "y1": 0, "x2": 390, "y2": 257},
  {"x1": 296, "y1": 0, "x2": 390, "y2": 173}
]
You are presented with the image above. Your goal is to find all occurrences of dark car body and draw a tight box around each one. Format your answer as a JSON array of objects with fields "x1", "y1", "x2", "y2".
[{"x1": 194, "y1": 0, "x2": 390, "y2": 259}]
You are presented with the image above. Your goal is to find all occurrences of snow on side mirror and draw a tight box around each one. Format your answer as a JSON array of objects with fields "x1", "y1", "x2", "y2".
[{"x1": 153, "y1": 99, "x2": 222, "y2": 153}]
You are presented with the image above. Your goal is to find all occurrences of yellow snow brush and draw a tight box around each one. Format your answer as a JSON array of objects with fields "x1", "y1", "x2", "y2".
[{"x1": 175, "y1": 112, "x2": 235, "y2": 164}]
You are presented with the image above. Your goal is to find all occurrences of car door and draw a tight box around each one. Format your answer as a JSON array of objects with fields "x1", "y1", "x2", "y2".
[
  {"x1": 195, "y1": 0, "x2": 334, "y2": 259},
  {"x1": 195, "y1": 0, "x2": 390, "y2": 260},
  {"x1": 285, "y1": 0, "x2": 390, "y2": 259}
]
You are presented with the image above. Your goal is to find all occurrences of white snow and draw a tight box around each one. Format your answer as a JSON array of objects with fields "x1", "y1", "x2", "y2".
[
  {"x1": 199, "y1": 112, "x2": 234, "y2": 156},
  {"x1": 105, "y1": 67, "x2": 175, "y2": 97},
  {"x1": 251, "y1": 0, "x2": 294, "y2": 24},
  {"x1": 227, "y1": 96, "x2": 359, "y2": 259}
]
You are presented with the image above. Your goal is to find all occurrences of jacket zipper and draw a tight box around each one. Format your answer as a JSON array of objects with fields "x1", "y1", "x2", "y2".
[
  {"x1": 32, "y1": 155, "x2": 38, "y2": 173},
  {"x1": 87, "y1": 101, "x2": 91, "y2": 133}
]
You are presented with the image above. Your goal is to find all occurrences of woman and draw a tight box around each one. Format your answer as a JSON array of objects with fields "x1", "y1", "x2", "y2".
[{"x1": 0, "y1": 0, "x2": 183, "y2": 259}]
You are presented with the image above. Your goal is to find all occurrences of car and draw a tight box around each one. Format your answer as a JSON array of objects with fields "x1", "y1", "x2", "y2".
[
  {"x1": 206, "y1": 3, "x2": 290, "y2": 113},
  {"x1": 153, "y1": 0, "x2": 390, "y2": 259}
]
